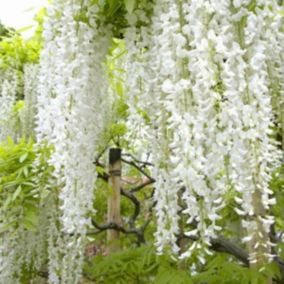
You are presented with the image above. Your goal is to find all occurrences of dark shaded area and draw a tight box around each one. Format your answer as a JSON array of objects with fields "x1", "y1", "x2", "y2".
[{"x1": 0, "y1": 21, "x2": 13, "y2": 39}]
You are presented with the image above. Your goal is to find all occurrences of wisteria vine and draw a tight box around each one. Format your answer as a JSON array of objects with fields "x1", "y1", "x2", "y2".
[
  {"x1": 35, "y1": 0, "x2": 114, "y2": 282},
  {"x1": 124, "y1": 0, "x2": 284, "y2": 264},
  {"x1": 0, "y1": 0, "x2": 283, "y2": 283}
]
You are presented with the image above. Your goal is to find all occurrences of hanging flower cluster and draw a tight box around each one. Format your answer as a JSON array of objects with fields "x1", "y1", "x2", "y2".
[
  {"x1": 209, "y1": 0, "x2": 283, "y2": 264},
  {"x1": 147, "y1": 0, "x2": 185, "y2": 255},
  {"x1": 0, "y1": 226, "x2": 22, "y2": 284},
  {"x1": 0, "y1": 70, "x2": 18, "y2": 141},
  {"x1": 36, "y1": 0, "x2": 112, "y2": 282},
  {"x1": 0, "y1": 209, "x2": 49, "y2": 284},
  {"x1": 0, "y1": 0, "x2": 283, "y2": 282},
  {"x1": 21, "y1": 64, "x2": 39, "y2": 139},
  {"x1": 0, "y1": 68, "x2": 44, "y2": 284},
  {"x1": 124, "y1": 1, "x2": 154, "y2": 159},
  {"x1": 125, "y1": 0, "x2": 283, "y2": 263}
]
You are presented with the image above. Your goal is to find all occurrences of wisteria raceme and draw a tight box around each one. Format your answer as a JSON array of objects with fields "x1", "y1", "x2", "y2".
[
  {"x1": 123, "y1": 3, "x2": 183, "y2": 254},
  {"x1": 264, "y1": 3, "x2": 284, "y2": 153},
  {"x1": 145, "y1": 0, "x2": 183, "y2": 254},
  {"x1": 139, "y1": 0, "x2": 228, "y2": 257},
  {"x1": 0, "y1": 70, "x2": 18, "y2": 141},
  {"x1": 46, "y1": 193, "x2": 64, "y2": 284},
  {"x1": 21, "y1": 64, "x2": 39, "y2": 139},
  {"x1": 36, "y1": 0, "x2": 113, "y2": 282},
  {"x1": 174, "y1": 0, "x2": 229, "y2": 258},
  {"x1": 211, "y1": 0, "x2": 282, "y2": 263},
  {"x1": 124, "y1": 0, "x2": 180, "y2": 254},
  {"x1": 125, "y1": 0, "x2": 283, "y2": 263},
  {"x1": 0, "y1": 230, "x2": 21, "y2": 284},
  {"x1": 0, "y1": 0, "x2": 283, "y2": 282},
  {"x1": 124, "y1": 1, "x2": 182, "y2": 253},
  {"x1": 124, "y1": 3, "x2": 153, "y2": 159}
]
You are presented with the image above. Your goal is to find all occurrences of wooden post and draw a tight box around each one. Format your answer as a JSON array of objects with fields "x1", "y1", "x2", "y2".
[{"x1": 107, "y1": 148, "x2": 122, "y2": 252}]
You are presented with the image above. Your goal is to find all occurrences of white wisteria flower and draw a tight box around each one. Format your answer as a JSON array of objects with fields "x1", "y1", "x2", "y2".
[{"x1": 36, "y1": 0, "x2": 113, "y2": 282}]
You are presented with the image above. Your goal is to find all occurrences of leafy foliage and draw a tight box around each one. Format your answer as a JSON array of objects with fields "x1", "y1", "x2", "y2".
[
  {"x1": 84, "y1": 246, "x2": 282, "y2": 284},
  {"x1": 0, "y1": 139, "x2": 52, "y2": 234},
  {"x1": 0, "y1": 8, "x2": 44, "y2": 72},
  {"x1": 0, "y1": 21, "x2": 13, "y2": 40},
  {"x1": 193, "y1": 254, "x2": 281, "y2": 284},
  {"x1": 84, "y1": 245, "x2": 193, "y2": 284},
  {"x1": 0, "y1": 34, "x2": 40, "y2": 71},
  {"x1": 73, "y1": 0, "x2": 154, "y2": 37},
  {"x1": 84, "y1": 245, "x2": 157, "y2": 283}
]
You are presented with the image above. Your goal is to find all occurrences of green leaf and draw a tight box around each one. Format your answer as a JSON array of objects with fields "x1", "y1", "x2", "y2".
[
  {"x1": 12, "y1": 185, "x2": 22, "y2": 201},
  {"x1": 124, "y1": 0, "x2": 136, "y2": 14},
  {"x1": 3, "y1": 195, "x2": 12, "y2": 210},
  {"x1": 96, "y1": 165, "x2": 106, "y2": 176},
  {"x1": 23, "y1": 166, "x2": 29, "y2": 177},
  {"x1": 16, "y1": 25, "x2": 33, "y2": 33},
  {"x1": 22, "y1": 181, "x2": 35, "y2": 187},
  {"x1": 19, "y1": 152, "x2": 28, "y2": 163},
  {"x1": 3, "y1": 180, "x2": 20, "y2": 189}
]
